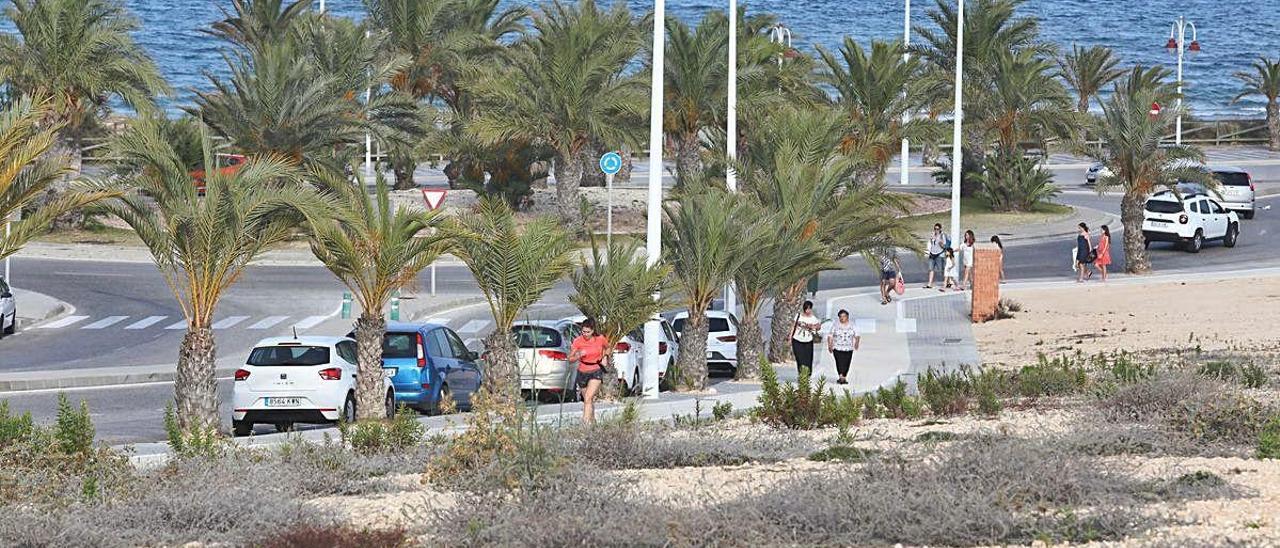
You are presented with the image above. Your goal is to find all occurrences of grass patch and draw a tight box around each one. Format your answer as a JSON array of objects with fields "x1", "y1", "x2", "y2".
[
  {"x1": 808, "y1": 445, "x2": 875, "y2": 462},
  {"x1": 903, "y1": 196, "x2": 1073, "y2": 237}
]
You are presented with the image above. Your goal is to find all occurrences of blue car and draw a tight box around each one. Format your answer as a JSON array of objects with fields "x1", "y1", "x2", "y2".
[{"x1": 352, "y1": 322, "x2": 484, "y2": 413}]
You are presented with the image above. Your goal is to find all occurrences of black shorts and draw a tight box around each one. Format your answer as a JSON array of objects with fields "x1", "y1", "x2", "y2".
[
  {"x1": 882, "y1": 270, "x2": 897, "y2": 281},
  {"x1": 575, "y1": 368, "x2": 604, "y2": 389}
]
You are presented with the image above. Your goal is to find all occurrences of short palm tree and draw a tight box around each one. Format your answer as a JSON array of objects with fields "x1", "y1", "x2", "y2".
[
  {"x1": 663, "y1": 189, "x2": 759, "y2": 390},
  {"x1": 0, "y1": 97, "x2": 117, "y2": 261},
  {"x1": 1058, "y1": 44, "x2": 1123, "y2": 113},
  {"x1": 465, "y1": 0, "x2": 646, "y2": 234},
  {"x1": 1232, "y1": 56, "x2": 1280, "y2": 151},
  {"x1": 101, "y1": 118, "x2": 305, "y2": 435},
  {"x1": 450, "y1": 198, "x2": 575, "y2": 398},
  {"x1": 971, "y1": 49, "x2": 1075, "y2": 156},
  {"x1": 1080, "y1": 82, "x2": 1208, "y2": 273},
  {"x1": 569, "y1": 235, "x2": 670, "y2": 396},
  {"x1": 664, "y1": 11, "x2": 728, "y2": 185},
  {"x1": 307, "y1": 169, "x2": 447, "y2": 420}
]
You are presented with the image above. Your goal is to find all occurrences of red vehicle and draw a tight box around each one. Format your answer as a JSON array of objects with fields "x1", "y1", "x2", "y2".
[{"x1": 190, "y1": 153, "x2": 246, "y2": 195}]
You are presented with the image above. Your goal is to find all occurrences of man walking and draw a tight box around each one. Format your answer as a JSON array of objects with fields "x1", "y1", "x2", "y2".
[{"x1": 924, "y1": 223, "x2": 948, "y2": 289}]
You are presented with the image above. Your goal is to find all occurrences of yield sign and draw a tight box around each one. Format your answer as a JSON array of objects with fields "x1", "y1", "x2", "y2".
[{"x1": 421, "y1": 188, "x2": 447, "y2": 210}]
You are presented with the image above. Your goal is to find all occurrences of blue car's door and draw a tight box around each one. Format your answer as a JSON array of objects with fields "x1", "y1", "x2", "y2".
[
  {"x1": 443, "y1": 328, "x2": 484, "y2": 393},
  {"x1": 428, "y1": 328, "x2": 472, "y2": 407}
]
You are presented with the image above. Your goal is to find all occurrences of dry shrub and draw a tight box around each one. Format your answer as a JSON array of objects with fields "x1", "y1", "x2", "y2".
[
  {"x1": 1099, "y1": 371, "x2": 1275, "y2": 446},
  {"x1": 566, "y1": 419, "x2": 811, "y2": 470},
  {"x1": 424, "y1": 390, "x2": 565, "y2": 493},
  {"x1": 256, "y1": 524, "x2": 408, "y2": 548}
]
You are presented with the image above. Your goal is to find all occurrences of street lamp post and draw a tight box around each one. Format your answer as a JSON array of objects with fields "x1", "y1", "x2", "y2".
[
  {"x1": 949, "y1": 0, "x2": 963, "y2": 248},
  {"x1": 1165, "y1": 16, "x2": 1200, "y2": 146},
  {"x1": 900, "y1": 0, "x2": 911, "y2": 186},
  {"x1": 722, "y1": 0, "x2": 739, "y2": 318},
  {"x1": 642, "y1": 0, "x2": 666, "y2": 400}
]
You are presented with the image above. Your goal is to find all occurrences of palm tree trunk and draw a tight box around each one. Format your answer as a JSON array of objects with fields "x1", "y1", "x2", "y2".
[
  {"x1": 1268, "y1": 101, "x2": 1280, "y2": 152},
  {"x1": 767, "y1": 282, "x2": 805, "y2": 363},
  {"x1": 482, "y1": 328, "x2": 519, "y2": 400},
  {"x1": 1121, "y1": 191, "x2": 1150, "y2": 274},
  {"x1": 175, "y1": 327, "x2": 219, "y2": 434},
  {"x1": 391, "y1": 152, "x2": 417, "y2": 190},
  {"x1": 677, "y1": 308, "x2": 710, "y2": 390},
  {"x1": 555, "y1": 151, "x2": 585, "y2": 236},
  {"x1": 49, "y1": 136, "x2": 86, "y2": 230},
  {"x1": 353, "y1": 313, "x2": 388, "y2": 421},
  {"x1": 1077, "y1": 95, "x2": 1090, "y2": 114},
  {"x1": 616, "y1": 144, "x2": 634, "y2": 184},
  {"x1": 675, "y1": 135, "x2": 701, "y2": 187},
  {"x1": 734, "y1": 299, "x2": 765, "y2": 380}
]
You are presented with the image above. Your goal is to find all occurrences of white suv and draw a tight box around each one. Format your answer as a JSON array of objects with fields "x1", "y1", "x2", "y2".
[
  {"x1": 0, "y1": 277, "x2": 15, "y2": 339},
  {"x1": 1210, "y1": 167, "x2": 1256, "y2": 219},
  {"x1": 672, "y1": 310, "x2": 739, "y2": 374},
  {"x1": 232, "y1": 336, "x2": 394, "y2": 436},
  {"x1": 1142, "y1": 189, "x2": 1240, "y2": 253}
]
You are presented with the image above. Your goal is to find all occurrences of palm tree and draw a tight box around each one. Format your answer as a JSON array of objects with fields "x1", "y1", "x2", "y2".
[
  {"x1": 307, "y1": 170, "x2": 447, "y2": 420},
  {"x1": 971, "y1": 49, "x2": 1074, "y2": 156},
  {"x1": 366, "y1": 0, "x2": 528, "y2": 188},
  {"x1": 0, "y1": 97, "x2": 117, "y2": 260},
  {"x1": 816, "y1": 38, "x2": 937, "y2": 184},
  {"x1": 1079, "y1": 77, "x2": 1208, "y2": 274},
  {"x1": 204, "y1": 0, "x2": 311, "y2": 52},
  {"x1": 1058, "y1": 44, "x2": 1123, "y2": 113},
  {"x1": 450, "y1": 198, "x2": 575, "y2": 398},
  {"x1": 664, "y1": 11, "x2": 728, "y2": 185},
  {"x1": 663, "y1": 188, "x2": 758, "y2": 390},
  {"x1": 0, "y1": 0, "x2": 167, "y2": 227},
  {"x1": 1232, "y1": 56, "x2": 1280, "y2": 151},
  {"x1": 569, "y1": 235, "x2": 670, "y2": 396},
  {"x1": 465, "y1": 0, "x2": 646, "y2": 234},
  {"x1": 100, "y1": 118, "x2": 305, "y2": 434}
]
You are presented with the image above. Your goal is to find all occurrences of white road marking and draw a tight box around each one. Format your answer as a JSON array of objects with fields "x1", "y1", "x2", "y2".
[
  {"x1": 458, "y1": 319, "x2": 490, "y2": 333},
  {"x1": 426, "y1": 317, "x2": 450, "y2": 325},
  {"x1": 211, "y1": 316, "x2": 250, "y2": 330},
  {"x1": 37, "y1": 315, "x2": 89, "y2": 329},
  {"x1": 293, "y1": 315, "x2": 327, "y2": 329},
  {"x1": 125, "y1": 315, "x2": 168, "y2": 330},
  {"x1": 81, "y1": 316, "x2": 129, "y2": 330},
  {"x1": 247, "y1": 316, "x2": 289, "y2": 330},
  {"x1": 165, "y1": 320, "x2": 188, "y2": 330},
  {"x1": 855, "y1": 319, "x2": 877, "y2": 334}
]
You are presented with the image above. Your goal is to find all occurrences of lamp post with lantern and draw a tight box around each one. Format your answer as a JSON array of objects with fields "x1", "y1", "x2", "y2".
[{"x1": 1165, "y1": 17, "x2": 1201, "y2": 145}]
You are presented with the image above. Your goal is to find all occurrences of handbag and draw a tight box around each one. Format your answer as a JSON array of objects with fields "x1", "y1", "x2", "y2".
[{"x1": 894, "y1": 276, "x2": 905, "y2": 295}]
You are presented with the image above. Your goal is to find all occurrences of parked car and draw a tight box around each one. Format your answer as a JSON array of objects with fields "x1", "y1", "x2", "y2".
[
  {"x1": 625, "y1": 316, "x2": 679, "y2": 391},
  {"x1": 1209, "y1": 166, "x2": 1256, "y2": 219},
  {"x1": 358, "y1": 322, "x2": 484, "y2": 414},
  {"x1": 1142, "y1": 189, "x2": 1239, "y2": 253},
  {"x1": 565, "y1": 314, "x2": 645, "y2": 394},
  {"x1": 671, "y1": 310, "x2": 739, "y2": 375},
  {"x1": 1085, "y1": 163, "x2": 1112, "y2": 186},
  {"x1": 232, "y1": 336, "x2": 394, "y2": 436},
  {"x1": 190, "y1": 153, "x2": 246, "y2": 195},
  {"x1": 0, "y1": 276, "x2": 15, "y2": 339},
  {"x1": 512, "y1": 319, "x2": 580, "y2": 400}
]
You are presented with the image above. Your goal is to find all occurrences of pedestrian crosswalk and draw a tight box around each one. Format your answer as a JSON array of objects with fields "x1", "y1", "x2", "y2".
[{"x1": 33, "y1": 312, "x2": 497, "y2": 336}]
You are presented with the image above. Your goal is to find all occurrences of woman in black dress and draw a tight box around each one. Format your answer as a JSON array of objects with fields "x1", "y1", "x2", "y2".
[{"x1": 1075, "y1": 222, "x2": 1094, "y2": 283}]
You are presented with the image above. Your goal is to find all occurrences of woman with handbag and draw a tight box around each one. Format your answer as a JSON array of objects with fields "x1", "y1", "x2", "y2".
[
  {"x1": 1075, "y1": 222, "x2": 1095, "y2": 283},
  {"x1": 791, "y1": 300, "x2": 822, "y2": 377},
  {"x1": 877, "y1": 246, "x2": 903, "y2": 305}
]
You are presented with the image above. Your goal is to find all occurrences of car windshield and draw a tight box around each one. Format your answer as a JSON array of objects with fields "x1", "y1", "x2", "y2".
[
  {"x1": 382, "y1": 333, "x2": 417, "y2": 359},
  {"x1": 1145, "y1": 200, "x2": 1184, "y2": 214},
  {"x1": 247, "y1": 345, "x2": 330, "y2": 366},
  {"x1": 512, "y1": 326, "x2": 561, "y2": 348},
  {"x1": 1214, "y1": 171, "x2": 1250, "y2": 187}
]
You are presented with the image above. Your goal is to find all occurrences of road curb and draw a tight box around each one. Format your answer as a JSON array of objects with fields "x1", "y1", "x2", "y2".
[{"x1": 11, "y1": 287, "x2": 74, "y2": 330}]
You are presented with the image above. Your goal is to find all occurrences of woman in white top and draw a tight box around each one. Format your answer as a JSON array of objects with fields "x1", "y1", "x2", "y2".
[
  {"x1": 791, "y1": 300, "x2": 822, "y2": 376},
  {"x1": 826, "y1": 309, "x2": 861, "y2": 385},
  {"x1": 960, "y1": 230, "x2": 976, "y2": 290}
]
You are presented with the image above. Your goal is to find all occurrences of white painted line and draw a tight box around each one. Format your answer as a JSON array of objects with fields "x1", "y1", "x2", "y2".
[
  {"x1": 855, "y1": 319, "x2": 877, "y2": 334},
  {"x1": 165, "y1": 320, "x2": 187, "y2": 330},
  {"x1": 293, "y1": 315, "x2": 327, "y2": 330},
  {"x1": 81, "y1": 316, "x2": 129, "y2": 330},
  {"x1": 458, "y1": 319, "x2": 490, "y2": 333},
  {"x1": 426, "y1": 317, "x2": 450, "y2": 325},
  {"x1": 247, "y1": 316, "x2": 289, "y2": 330},
  {"x1": 37, "y1": 315, "x2": 89, "y2": 329},
  {"x1": 211, "y1": 316, "x2": 250, "y2": 330},
  {"x1": 895, "y1": 318, "x2": 918, "y2": 334},
  {"x1": 125, "y1": 315, "x2": 167, "y2": 330}
]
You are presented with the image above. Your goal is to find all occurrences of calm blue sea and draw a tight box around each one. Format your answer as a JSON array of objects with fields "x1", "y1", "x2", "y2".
[{"x1": 4, "y1": 0, "x2": 1278, "y2": 118}]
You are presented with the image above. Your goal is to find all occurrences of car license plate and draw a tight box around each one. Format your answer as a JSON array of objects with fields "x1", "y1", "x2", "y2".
[
  {"x1": 264, "y1": 397, "x2": 301, "y2": 407},
  {"x1": 383, "y1": 367, "x2": 398, "y2": 377}
]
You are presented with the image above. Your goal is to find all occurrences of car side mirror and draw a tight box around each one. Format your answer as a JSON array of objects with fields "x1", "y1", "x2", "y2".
[{"x1": 0, "y1": 292, "x2": 10, "y2": 299}]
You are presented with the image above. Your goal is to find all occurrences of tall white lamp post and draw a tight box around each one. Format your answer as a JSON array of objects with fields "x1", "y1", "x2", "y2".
[
  {"x1": 900, "y1": 0, "x2": 911, "y2": 185},
  {"x1": 722, "y1": 0, "x2": 738, "y2": 318},
  {"x1": 1165, "y1": 17, "x2": 1200, "y2": 146},
  {"x1": 949, "y1": 0, "x2": 964, "y2": 247},
  {"x1": 642, "y1": 0, "x2": 667, "y2": 400}
]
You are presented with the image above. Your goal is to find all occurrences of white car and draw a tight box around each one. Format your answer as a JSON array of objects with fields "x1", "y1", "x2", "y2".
[
  {"x1": 1142, "y1": 189, "x2": 1240, "y2": 253},
  {"x1": 512, "y1": 319, "x2": 580, "y2": 399},
  {"x1": 564, "y1": 315, "x2": 646, "y2": 394},
  {"x1": 672, "y1": 310, "x2": 739, "y2": 374},
  {"x1": 0, "y1": 276, "x2": 15, "y2": 339},
  {"x1": 1209, "y1": 166, "x2": 1256, "y2": 219},
  {"x1": 626, "y1": 316, "x2": 678, "y2": 390},
  {"x1": 1085, "y1": 163, "x2": 1112, "y2": 186},
  {"x1": 232, "y1": 336, "x2": 394, "y2": 436}
]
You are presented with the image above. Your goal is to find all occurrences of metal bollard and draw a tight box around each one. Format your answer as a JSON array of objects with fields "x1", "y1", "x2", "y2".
[
  {"x1": 341, "y1": 291, "x2": 352, "y2": 319},
  {"x1": 390, "y1": 290, "x2": 400, "y2": 321}
]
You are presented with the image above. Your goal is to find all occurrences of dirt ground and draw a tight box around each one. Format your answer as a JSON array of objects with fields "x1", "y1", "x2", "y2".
[{"x1": 974, "y1": 276, "x2": 1280, "y2": 368}]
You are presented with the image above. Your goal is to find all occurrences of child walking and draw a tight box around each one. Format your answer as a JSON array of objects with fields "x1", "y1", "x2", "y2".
[{"x1": 942, "y1": 248, "x2": 958, "y2": 292}]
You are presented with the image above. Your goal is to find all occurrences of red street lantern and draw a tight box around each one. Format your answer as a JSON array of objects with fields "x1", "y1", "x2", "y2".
[
  {"x1": 1164, "y1": 37, "x2": 1178, "y2": 51},
  {"x1": 1188, "y1": 40, "x2": 1201, "y2": 52},
  {"x1": 783, "y1": 48, "x2": 800, "y2": 60},
  {"x1": 1149, "y1": 102, "x2": 1162, "y2": 118}
]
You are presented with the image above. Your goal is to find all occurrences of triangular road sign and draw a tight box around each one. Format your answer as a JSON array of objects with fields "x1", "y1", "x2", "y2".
[{"x1": 421, "y1": 188, "x2": 447, "y2": 210}]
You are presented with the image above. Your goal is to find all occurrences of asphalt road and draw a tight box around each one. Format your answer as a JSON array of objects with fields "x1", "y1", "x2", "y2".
[{"x1": 4, "y1": 188, "x2": 1280, "y2": 444}]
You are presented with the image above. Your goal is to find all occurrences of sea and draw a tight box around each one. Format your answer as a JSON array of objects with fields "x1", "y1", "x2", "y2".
[{"x1": 3, "y1": 0, "x2": 1278, "y2": 119}]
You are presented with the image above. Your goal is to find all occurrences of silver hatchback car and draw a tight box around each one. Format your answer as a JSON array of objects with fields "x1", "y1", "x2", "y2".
[
  {"x1": 0, "y1": 276, "x2": 15, "y2": 339},
  {"x1": 1209, "y1": 167, "x2": 1256, "y2": 219}
]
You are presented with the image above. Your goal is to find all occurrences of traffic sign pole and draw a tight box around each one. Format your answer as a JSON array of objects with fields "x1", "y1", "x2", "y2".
[{"x1": 598, "y1": 151, "x2": 623, "y2": 250}]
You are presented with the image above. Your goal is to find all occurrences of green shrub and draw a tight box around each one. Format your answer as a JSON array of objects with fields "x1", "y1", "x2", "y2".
[
  {"x1": 1257, "y1": 416, "x2": 1280, "y2": 459},
  {"x1": 425, "y1": 391, "x2": 564, "y2": 492},
  {"x1": 712, "y1": 401, "x2": 733, "y2": 422},
  {"x1": 919, "y1": 368, "x2": 971, "y2": 416},
  {"x1": 754, "y1": 362, "x2": 860, "y2": 429},
  {"x1": 163, "y1": 403, "x2": 226, "y2": 459},
  {"x1": 974, "y1": 152, "x2": 1061, "y2": 212},
  {"x1": 1199, "y1": 360, "x2": 1269, "y2": 389},
  {"x1": 338, "y1": 405, "x2": 426, "y2": 454},
  {"x1": 808, "y1": 445, "x2": 874, "y2": 462},
  {"x1": 1017, "y1": 354, "x2": 1088, "y2": 397},
  {"x1": 916, "y1": 431, "x2": 961, "y2": 443},
  {"x1": 0, "y1": 400, "x2": 37, "y2": 445},
  {"x1": 861, "y1": 391, "x2": 882, "y2": 419},
  {"x1": 1105, "y1": 352, "x2": 1156, "y2": 384},
  {"x1": 876, "y1": 380, "x2": 922, "y2": 419},
  {"x1": 53, "y1": 394, "x2": 94, "y2": 455}
]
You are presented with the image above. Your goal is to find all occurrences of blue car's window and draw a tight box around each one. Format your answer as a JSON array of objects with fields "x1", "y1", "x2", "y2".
[
  {"x1": 427, "y1": 329, "x2": 451, "y2": 358},
  {"x1": 383, "y1": 332, "x2": 417, "y2": 359}
]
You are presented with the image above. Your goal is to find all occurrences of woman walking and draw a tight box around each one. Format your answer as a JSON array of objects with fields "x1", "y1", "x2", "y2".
[
  {"x1": 568, "y1": 319, "x2": 609, "y2": 425},
  {"x1": 826, "y1": 309, "x2": 861, "y2": 385},
  {"x1": 791, "y1": 300, "x2": 822, "y2": 376},
  {"x1": 924, "y1": 223, "x2": 948, "y2": 289},
  {"x1": 1075, "y1": 223, "x2": 1095, "y2": 283},
  {"x1": 1095, "y1": 224, "x2": 1112, "y2": 282},
  {"x1": 990, "y1": 235, "x2": 1005, "y2": 283},
  {"x1": 960, "y1": 230, "x2": 976, "y2": 290}
]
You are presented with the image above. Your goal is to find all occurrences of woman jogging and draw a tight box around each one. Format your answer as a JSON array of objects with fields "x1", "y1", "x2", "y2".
[
  {"x1": 791, "y1": 301, "x2": 822, "y2": 376},
  {"x1": 568, "y1": 319, "x2": 609, "y2": 425},
  {"x1": 826, "y1": 309, "x2": 861, "y2": 385}
]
